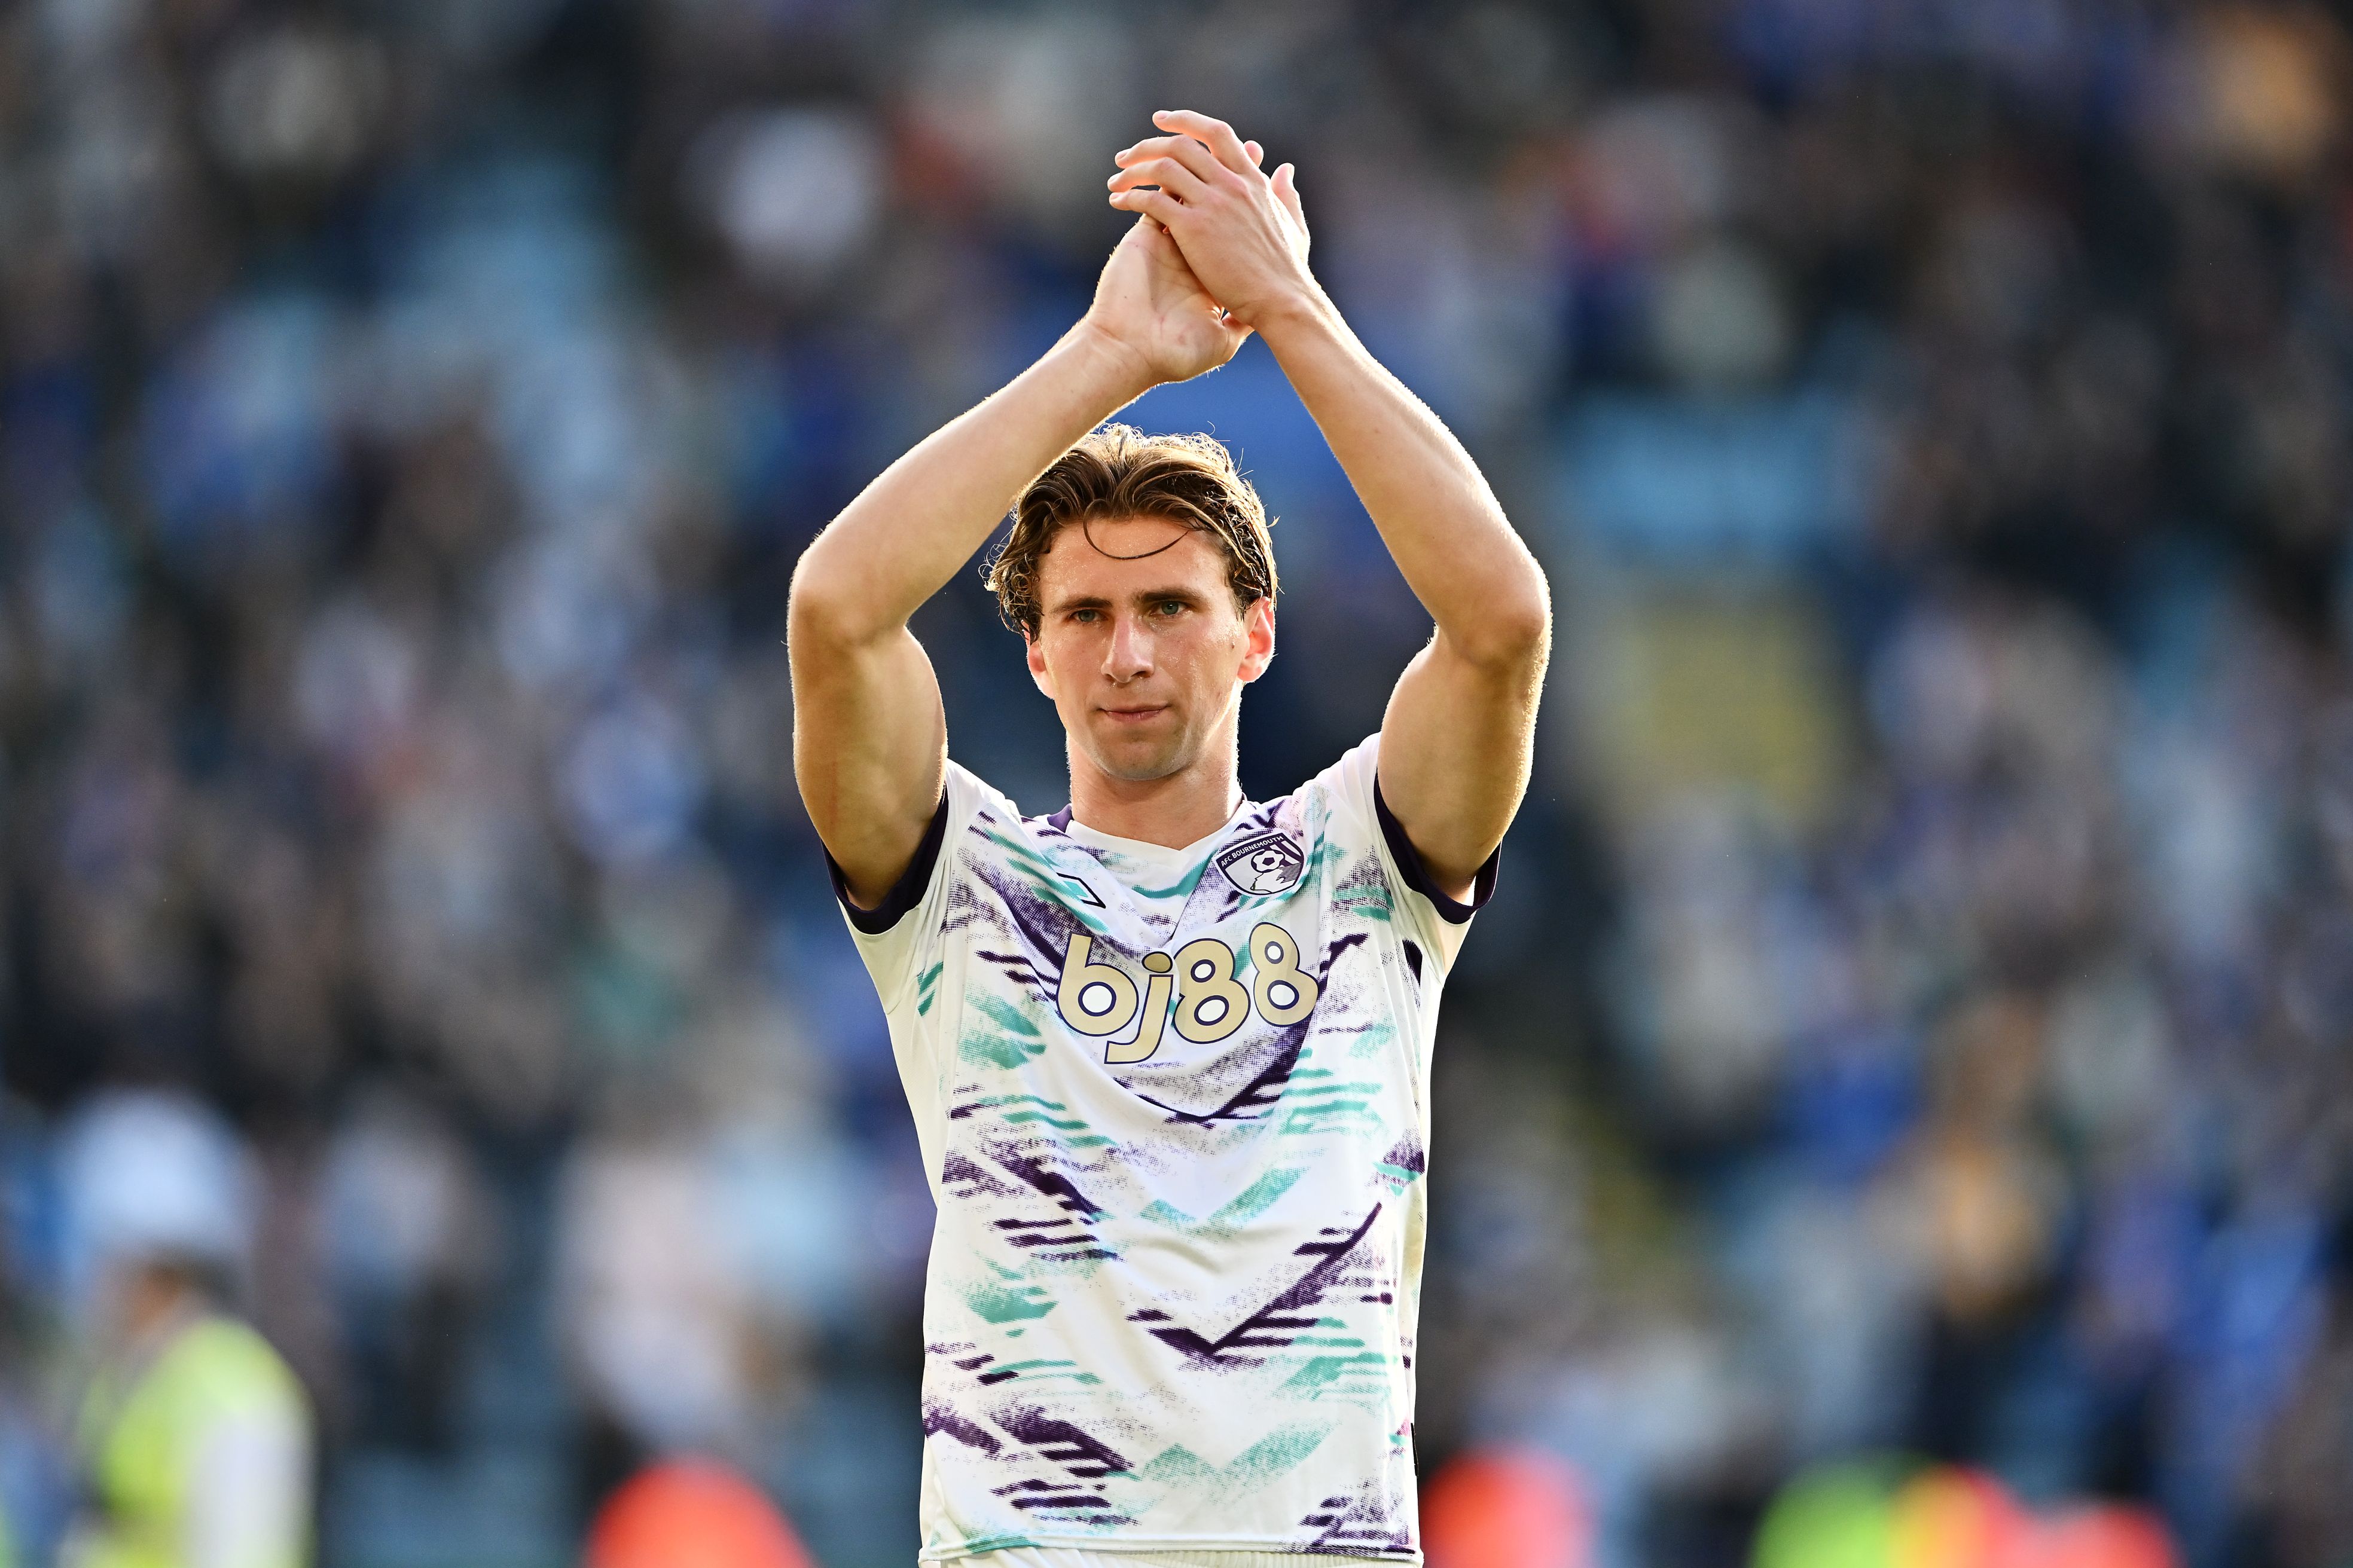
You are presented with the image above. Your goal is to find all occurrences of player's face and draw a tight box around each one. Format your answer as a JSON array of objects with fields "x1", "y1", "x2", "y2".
[{"x1": 1026, "y1": 516, "x2": 1274, "y2": 785}]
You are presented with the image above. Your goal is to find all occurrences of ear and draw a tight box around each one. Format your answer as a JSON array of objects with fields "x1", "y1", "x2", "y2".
[
  {"x1": 1237, "y1": 595, "x2": 1275, "y2": 683},
  {"x1": 1026, "y1": 634, "x2": 1055, "y2": 698}
]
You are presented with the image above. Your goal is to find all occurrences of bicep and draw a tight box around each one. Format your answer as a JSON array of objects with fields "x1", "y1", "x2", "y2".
[
  {"x1": 1376, "y1": 629, "x2": 1544, "y2": 898},
  {"x1": 789, "y1": 613, "x2": 948, "y2": 907}
]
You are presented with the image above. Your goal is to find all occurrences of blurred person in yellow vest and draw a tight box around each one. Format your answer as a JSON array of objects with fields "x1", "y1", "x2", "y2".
[{"x1": 56, "y1": 1089, "x2": 312, "y2": 1568}]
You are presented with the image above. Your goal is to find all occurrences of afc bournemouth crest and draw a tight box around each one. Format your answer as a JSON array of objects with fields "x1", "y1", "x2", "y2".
[{"x1": 1215, "y1": 830, "x2": 1307, "y2": 897}]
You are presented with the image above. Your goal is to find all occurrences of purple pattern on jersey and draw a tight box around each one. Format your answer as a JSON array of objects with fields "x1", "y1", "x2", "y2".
[
  {"x1": 845, "y1": 745, "x2": 1462, "y2": 1558},
  {"x1": 1146, "y1": 1205, "x2": 1384, "y2": 1366}
]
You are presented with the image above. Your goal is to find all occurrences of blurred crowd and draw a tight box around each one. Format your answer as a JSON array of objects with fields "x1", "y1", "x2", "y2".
[{"x1": 2, "y1": 1, "x2": 2351, "y2": 1565}]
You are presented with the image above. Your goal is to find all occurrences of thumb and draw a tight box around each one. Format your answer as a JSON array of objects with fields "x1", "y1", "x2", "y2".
[
  {"x1": 1273, "y1": 163, "x2": 1307, "y2": 234},
  {"x1": 1270, "y1": 164, "x2": 1308, "y2": 246}
]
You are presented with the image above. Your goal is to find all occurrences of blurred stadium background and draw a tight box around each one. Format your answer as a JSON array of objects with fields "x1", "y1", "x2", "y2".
[{"x1": 2, "y1": 0, "x2": 2351, "y2": 1565}]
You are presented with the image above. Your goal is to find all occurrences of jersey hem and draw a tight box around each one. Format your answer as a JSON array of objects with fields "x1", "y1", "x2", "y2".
[{"x1": 920, "y1": 1543, "x2": 1420, "y2": 1565}]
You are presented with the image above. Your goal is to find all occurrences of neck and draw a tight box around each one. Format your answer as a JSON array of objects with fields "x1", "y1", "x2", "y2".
[
  {"x1": 1066, "y1": 732, "x2": 1244, "y2": 849},
  {"x1": 117, "y1": 1271, "x2": 206, "y2": 1359}
]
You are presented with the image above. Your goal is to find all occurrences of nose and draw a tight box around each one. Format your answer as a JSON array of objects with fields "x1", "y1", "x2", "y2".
[{"x1": 1103, "y1": 611, "x2": 1153, "y2": 684}]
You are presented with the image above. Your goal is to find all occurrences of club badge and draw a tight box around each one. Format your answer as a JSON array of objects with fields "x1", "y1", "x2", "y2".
[{"x1": 1214, "y1": 830, "x2": 1307, "y2": 897}]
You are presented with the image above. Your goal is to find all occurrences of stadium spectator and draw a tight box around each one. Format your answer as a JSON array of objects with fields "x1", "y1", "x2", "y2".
[{"x1": 54, "y1": 1091, "x2": 310, "y2": 1568}]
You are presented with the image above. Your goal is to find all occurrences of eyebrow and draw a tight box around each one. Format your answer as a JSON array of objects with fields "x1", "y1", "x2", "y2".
[{"x1": 1047, "y1": 586, "x2": 1211, "y2": 614}]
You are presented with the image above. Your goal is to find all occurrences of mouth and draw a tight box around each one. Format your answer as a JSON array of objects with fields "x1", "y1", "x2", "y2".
[{"x1": 1098, "y1": 704, "x2": 1170, "y2": 726}]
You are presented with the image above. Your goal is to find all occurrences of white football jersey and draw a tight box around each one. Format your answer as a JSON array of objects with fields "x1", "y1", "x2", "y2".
[{"x1": 834, "y1": 738, "x2": 1494, "y2": 1561}]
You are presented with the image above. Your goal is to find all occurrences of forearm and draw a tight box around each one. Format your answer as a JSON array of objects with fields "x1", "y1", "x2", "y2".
[
  {"x1": 790, "y1": 320, "x2": 1154, "y2": 642},
  {"x1": 1104, "y1": 106, "x2": 1550, "y2": 886},
  {"x1": 1258, "y1": 294, "x2": 1549, "y2": 661}
]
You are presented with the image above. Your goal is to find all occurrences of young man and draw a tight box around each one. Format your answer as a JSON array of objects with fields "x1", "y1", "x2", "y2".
[{"x1": 789, "y1": 111, "x2": 1549, "y2": 1563}]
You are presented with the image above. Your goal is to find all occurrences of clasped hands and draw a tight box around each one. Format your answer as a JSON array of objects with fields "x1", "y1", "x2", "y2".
[{"x1": 1084, "y1": 109, "x2": 1317, "y2": 389}]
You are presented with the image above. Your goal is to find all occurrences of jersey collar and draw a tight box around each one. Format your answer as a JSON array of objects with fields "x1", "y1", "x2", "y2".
[{"x1": 1047, "y1": 797, "x2": 1255, "y2": 870}]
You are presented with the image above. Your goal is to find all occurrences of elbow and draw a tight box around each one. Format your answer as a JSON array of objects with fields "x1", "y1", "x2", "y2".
[
  {"x1": 1452, "y1": 579, "x2": 1551, "y2": 673},
  {"x1": 787, "y1": 555, "x2": 877, "y2": 650}
]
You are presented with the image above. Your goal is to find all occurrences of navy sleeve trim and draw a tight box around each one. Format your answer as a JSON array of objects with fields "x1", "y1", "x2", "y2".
[
  {"x1": 827, "y1": 791, "x2": 952, "y2": 936},
  {"x1": 1374, "y1": 781, "x2": 1500, "y2": 926}
]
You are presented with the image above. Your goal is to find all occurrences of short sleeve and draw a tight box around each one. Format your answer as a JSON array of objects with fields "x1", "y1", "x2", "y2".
[
  {"x1": 1306, "y1": 735, "x2": 1499, "y2": 973},
  {"x1": 826, "y1": 763, "x2": 990, "y2": 1007}
]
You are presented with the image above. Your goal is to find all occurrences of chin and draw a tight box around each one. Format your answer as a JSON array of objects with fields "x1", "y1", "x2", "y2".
[{"x1": 1081, "y1": 732, "x2": 1195, "y2": 784}]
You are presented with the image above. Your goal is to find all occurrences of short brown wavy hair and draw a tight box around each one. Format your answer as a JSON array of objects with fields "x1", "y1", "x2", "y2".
[{"x1": 984, "y1": 424, "x2": 1277, "y2": 638}]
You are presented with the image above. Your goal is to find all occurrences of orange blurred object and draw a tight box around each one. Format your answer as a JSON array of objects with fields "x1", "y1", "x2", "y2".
[
  {"x1": 1422, "y1": 1445, "x2": 1593, "y2": 1568},
  {"x1": 584, "y1": 1459, "x2": 814, "y2": 1568},
  {"x1": 1891, "y1": 1466, "x2": 2032, "y2": 1568},
  {"x1": 2024, "y1": 1505, "x2": 2178, "y2": 1568}
]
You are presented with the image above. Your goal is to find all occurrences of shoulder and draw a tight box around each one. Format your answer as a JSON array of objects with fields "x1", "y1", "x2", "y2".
[
  {"x1": 947, "y1": 759, "x2": 1018, "y2": 822},
  {"x1": 157, "y1": 1318, "x2": 307, "y2": 1414},
  {"x1": 1296, "y1": 735, "x2": 1384, "y2": 830},
  {"x1": 1305, "y1": 734, "x2": 1500, "y2": 941},
  {"x1": 946, "y1": 765, "x2": 1053, "y2": 867}
]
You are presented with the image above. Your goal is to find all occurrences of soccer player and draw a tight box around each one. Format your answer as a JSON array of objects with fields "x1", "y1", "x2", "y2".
[{"x1": 788, "y1": 110, "x2": 1549, "y2": 1563}]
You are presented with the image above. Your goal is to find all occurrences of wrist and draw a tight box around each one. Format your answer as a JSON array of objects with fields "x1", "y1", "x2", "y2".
[
  {"x1": 1067, "y1": 315, "x2": 1164, "y2": 404},
  {"x1": 1247, "y1": 282, "x2": 1341, "y2": 347}
]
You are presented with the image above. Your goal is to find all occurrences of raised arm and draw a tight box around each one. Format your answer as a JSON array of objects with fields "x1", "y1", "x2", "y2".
[
  {"x1": 1108, "y1": 112, "x2": 1551, "y2": 897},
  {"x1": 790, "y1": 213, "x2": 1252, "y2": 905}
]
